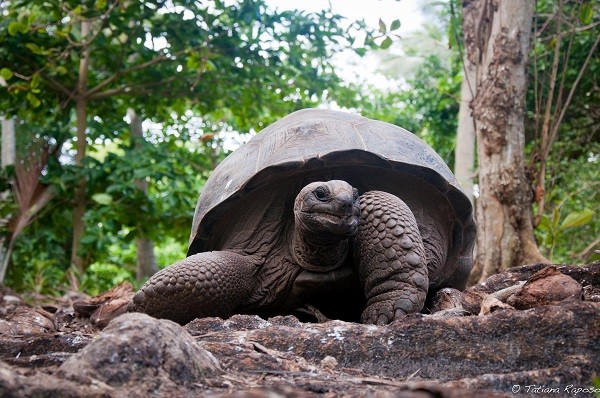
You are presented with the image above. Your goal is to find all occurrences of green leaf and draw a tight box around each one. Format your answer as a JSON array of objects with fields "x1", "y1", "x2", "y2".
[
  {"x1": 390, "y1": 19, "x2": 401, "y2": 31},
  {"x1": 0, "y1": 68, "x2": 13, "y2": 80},
  {"x1": 92, "y1": 193, "x2": 113, "y2": 205},
  {"x1": 579, "y1": 1, "x2": 593, "y2": 25},
  {"x1": 203, "y1": 60, "x2": 216, "y2": 72},
  {"x1": 30, "y1": 73, "x2": 42, "y2": 89},
  {"x1": 8, "y1": 21, "x2": 28, "y2": 35},
  {"x1": 378, "y1": 18, "x2": 386, "y2": 34},
  {"x1": 380, "y1": 36, "x2": 393, "y2": 50},
  {"x1": 26, "y1": 43, "x2": 43, "y2": 54},
  {"x1": 354, "y1": 47, "x2": 366, "y2": 57},
  {"x1": 26, "y1": 92, "x2": 41, "y2": 108},
  {"x1": 95, "y1": 0, "x2": 107, "y2": 9},
  {"x1": 186, "y1": 55, "x2": 199, "y2": 69},
  {"x1": 560, "y1": 208, "x2": 595, "y2": 230},
  {"x1": 552, "y1": 206, "x2": 561, "y2": 232},
  {"x1": 537, "y1": 214, "x2": 551, "y2": 232}
]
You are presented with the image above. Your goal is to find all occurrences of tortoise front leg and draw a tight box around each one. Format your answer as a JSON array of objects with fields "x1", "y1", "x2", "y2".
[
  {"x1": 355, "y1": 191, "x2": 429, "y2": 325},
  {"x1": 128, "y1": 251, "x2": 260, "y2": 324}
]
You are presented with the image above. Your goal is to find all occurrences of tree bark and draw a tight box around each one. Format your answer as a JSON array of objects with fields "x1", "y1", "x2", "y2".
[
  {"x1": 454, "y1": 59, "x2": 476, "y2": 204},
  {"x1": 127, "y1": 108, "x2": 159, "y2": 281},
  {"x1": 70, "y1": 20, "x2": 91, "y2": 282},
  {"x1": 463, "y1": 0, "x2": 548, "y2": 284}
]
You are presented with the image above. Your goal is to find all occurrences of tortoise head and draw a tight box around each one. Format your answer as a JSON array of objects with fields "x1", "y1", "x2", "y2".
[{"x1": 293, "y1": 180, "x2": 360, "y2": 243}]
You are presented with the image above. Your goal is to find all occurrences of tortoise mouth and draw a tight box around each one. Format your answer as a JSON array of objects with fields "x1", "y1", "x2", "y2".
[{"x1": 299, "y1": 211, "x2": 359, "y2": 238}]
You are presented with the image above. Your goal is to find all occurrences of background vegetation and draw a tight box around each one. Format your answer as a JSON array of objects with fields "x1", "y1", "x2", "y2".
[{"x1": 0, "y1": 0, "x2": 598, "y2": 295}]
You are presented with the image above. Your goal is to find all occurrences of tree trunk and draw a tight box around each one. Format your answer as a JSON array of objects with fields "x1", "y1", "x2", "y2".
[
  {"x1": 0, "y1": 117, "x2": 15, "y2": 282},
  {"x1": 463, "y1": 0, "x2": 548, "y2": 284},
  {"x1": 1, "y1": 117, "x2": 15, "y2": 168},
  {"x1": 70, "y1": 20, "x2": 91, "y2": 284},
  {"x1": 454, "y1": 59, "x2": 476, "y2": 204},
  {"x1": 127, "y1": 108, "x2": 159, "y2": 281}
]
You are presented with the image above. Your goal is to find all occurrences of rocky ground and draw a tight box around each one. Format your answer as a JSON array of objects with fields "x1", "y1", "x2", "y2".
[{"x1": 0, "y1": 262, "x2": 599, "y2": 397}]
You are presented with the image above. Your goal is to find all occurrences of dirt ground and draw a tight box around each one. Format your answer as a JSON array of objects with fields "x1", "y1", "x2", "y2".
[{"x1": 1, "y1": 262, "x2": 599, "y2": 397}]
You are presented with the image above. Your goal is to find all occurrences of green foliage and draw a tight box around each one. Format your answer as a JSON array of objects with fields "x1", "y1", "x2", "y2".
[
  {"x1": 0, "y1": 0, "x2": 359, "y2": 129},
  {"x1": 80, "y1": 263, "x2": 134, "y2": 297},
  {"x1": 528, "y1": 0, "x2": 600, "y2": 264},
  {"x1": 537, "y1": 207, "x2": 596, "y2": 260},
  {"x1": 534, "y1": 143, "x2": 600, "y2": 263},
  {"x1": 154, "y1": 237, "x2": 187, "y2": 269},
  {"x1": 78, "y1": 237, "x2": 185, "y2": 295},
  {"x1": 0, "y1": 0, "x2": 366, "y2": 295},
  {"x1": 5, "y1": 210, "x2": 71, "y2": 296},
  {"x1": 21, "y1": 259, "x2": 66, "y2": 295},
  {"x1": 373, "y1": 18, "x2": 401, "y2": 50}
]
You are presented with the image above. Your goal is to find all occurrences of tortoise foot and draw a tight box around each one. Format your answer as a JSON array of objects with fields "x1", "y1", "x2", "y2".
[{"x1": 128, "y1": 251, "x2": 259, "y2": 324}]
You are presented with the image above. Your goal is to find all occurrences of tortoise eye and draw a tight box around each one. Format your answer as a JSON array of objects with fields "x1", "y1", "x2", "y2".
[{"x1": 314, "y1": 187, "x2": 329, "y2": 201}]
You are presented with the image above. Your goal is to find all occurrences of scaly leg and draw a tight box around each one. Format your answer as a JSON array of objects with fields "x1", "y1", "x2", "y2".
[
  {"x1": 128, "y1": 251, "x2": 260, "y2": 324},
  {"x1": 355, "y1": 191, "x2": 428, "y2": 325}
]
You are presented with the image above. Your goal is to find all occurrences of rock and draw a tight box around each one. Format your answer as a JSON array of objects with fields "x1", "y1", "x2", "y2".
[
  {"x1": 0, "y1": 334, "x2": 91, "y2": 372},
  {"x1": 508, "y1": 267, "x2": 583, "y2": 310},
  {"x1": 469, "y1": 261, "x2": 599, "y2": 299},
  {"x1": 187, "y1": 299, "x2": 600, "y2": 390},
  {"x1": 428, "y1": 285, "x2": 518, "y2": 316},
  {"x1": 319, "y1": 355, "x2": 338, "y2": 372},
  {"x1": 0, "y1": 307, "x2": 56, "y2": 335},
  {"x1": 427, "y1": 288, "x2": 464, "y2": 313},
  {"x1": 73, "y1": 282, "x2": 135, "y2": 328},
  {"x1": 1, "y1": 288, "x2": 24, "y2": 318},
  {"x1": 57, "y1": 312, "x2": 221, "y2": 397},
  {"x1": 2, "y1": 295, "x2": 22, "y2": 305},
  {"x1": 0, "y1": 360, "x2": 117, "y2": 398},
  {"x1": 454, "y1": 264, "x2": 592, "y2": 314},
  {"x1": 478, "y1": 295, "x2": 512, "y2": 315}
]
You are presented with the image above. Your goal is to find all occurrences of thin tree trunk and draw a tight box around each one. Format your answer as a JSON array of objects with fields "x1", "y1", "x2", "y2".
[
  {"x1": 454, "y1": 59, "x2": 476, "y2": 204},
  {"x1": 128, "y1": 108, "x2": 158, "y2": 280},
  {"x1": 534, "y1": 0, "x2": 563, "y2": 226},
  {"x1": 463, "y1": 0, "x2": 548, "y2": 284},
  {"x1": 70, "y1": 20, "x2": 91, "y2": 285},
  {"x1": 0, "y1": 117, "x2": 15, "y2": 282},
  {"x1": 1, "y1": 117, "x2": 15, "y2": 168},
  {"x1": 0, "y1": 239, "x2": 15, "y2": 283},
  {"x1": 135, "y1": 237, "x2": 158, "y2": 280}
]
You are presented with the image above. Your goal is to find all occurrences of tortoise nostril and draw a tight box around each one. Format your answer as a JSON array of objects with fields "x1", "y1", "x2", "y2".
[{"x1": 341, "y1": 200, "x2": 354, "y2": 215}]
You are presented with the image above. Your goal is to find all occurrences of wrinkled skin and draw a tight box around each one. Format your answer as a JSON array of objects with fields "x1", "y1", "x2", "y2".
[{"x1": 128, "y1": 180, "x2": 428, "y2": 325}]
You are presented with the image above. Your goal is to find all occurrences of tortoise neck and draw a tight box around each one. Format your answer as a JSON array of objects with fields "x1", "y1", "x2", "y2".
[{"x1": 291, "y1": 227, "x2": 349, "y2": 272}]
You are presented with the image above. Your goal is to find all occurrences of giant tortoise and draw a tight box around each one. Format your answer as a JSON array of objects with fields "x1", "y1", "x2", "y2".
[{"x1": 128, "y1": 109, "x2": 476, "y2": 325}]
